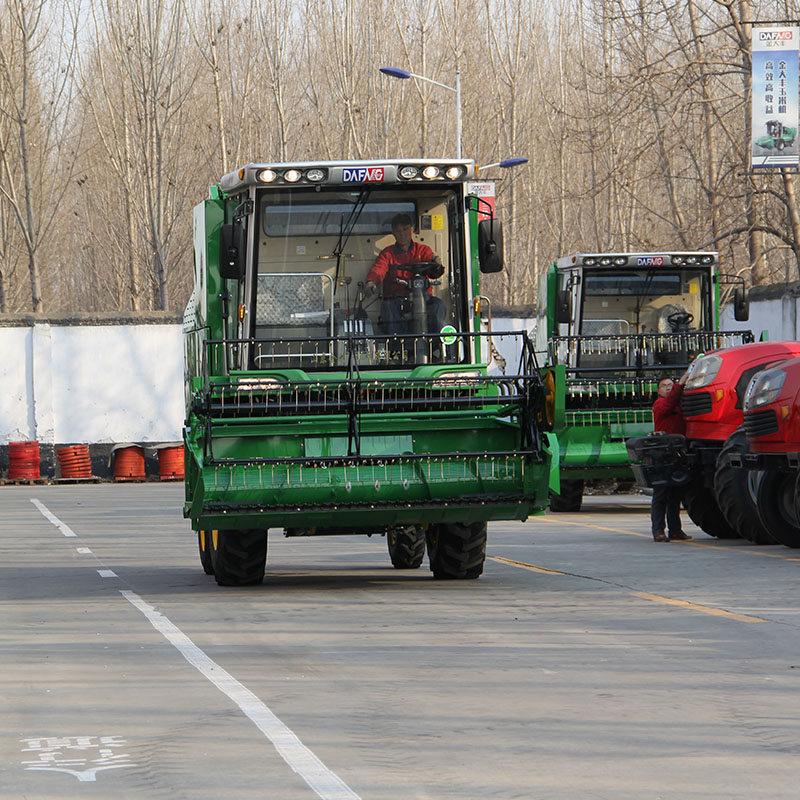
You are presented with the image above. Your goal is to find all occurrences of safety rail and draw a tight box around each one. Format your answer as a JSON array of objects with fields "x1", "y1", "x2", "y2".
[
  {"x1": 551, "y1": 329, "x2": 754, "y2": 375},
  {"x1": 191, "y1": 331, "x2": 546, "y2": 467}
]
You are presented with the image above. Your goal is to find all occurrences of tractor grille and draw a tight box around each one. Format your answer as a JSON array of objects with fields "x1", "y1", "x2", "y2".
[
  {"x1": 681, "y1": 392, "x2": 712, "y2": 417},
  {"x1": 743, "y1": 409, "x2": 779, "y2": 437}
]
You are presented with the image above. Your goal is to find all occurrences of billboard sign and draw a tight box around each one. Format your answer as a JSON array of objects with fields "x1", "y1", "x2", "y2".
[{"x1": 752, "y1": 26, "x2": 800, "y2": 169}]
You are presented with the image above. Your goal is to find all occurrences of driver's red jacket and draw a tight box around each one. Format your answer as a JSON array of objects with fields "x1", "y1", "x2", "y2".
[{"x1": 366, "y1": 241, "x2": 442, "y2": 298}]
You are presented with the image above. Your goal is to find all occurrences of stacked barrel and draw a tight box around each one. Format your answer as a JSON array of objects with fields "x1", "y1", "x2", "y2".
[
  {"x1": 8, "y1": 441, "x2": 40, "y2": 480},
  {"x1": 57, "y1": 445, "x2": 93, "y2": 479}
]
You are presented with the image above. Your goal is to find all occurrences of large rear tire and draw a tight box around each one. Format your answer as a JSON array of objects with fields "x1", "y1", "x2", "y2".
[
  {"x1": 198, "y1": 530, "x2": 215, "y2": 574},
  {"x1": 387, "y1": 525, "x2": 426, "y2": 569},
  {"x1": 682, "y1": 482, "x2": 739, "y2": 539},
  {"x1": 211, "y1": 529, "x2": 268, "y2": 585},
  {"x1": 426, "y1": 522, "x2": 487, "y2": 580},
  {"x1": 549, "y1": 478, "x2": 584, "y2": 512},
  {"x1": 756, "y1": 471, "x2": 800, "y2": 548},
  {"x1": 714, "y1": 429, "x2": 776, "y2": 545}
]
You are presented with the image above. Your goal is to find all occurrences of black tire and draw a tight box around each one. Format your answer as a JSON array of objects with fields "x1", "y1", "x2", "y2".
[
  {"x1": 426, "y1": 521, "x2": 487, "y2": 580},
  {"x1": 198, "y1": 530, "x2": 215, "y2": 574},
  {"x1": 387, "y1": 525, "x2": 426, "y2": 569},
  {"x1": 756, "y1": 471, "x2": 800, "y2": 548},
  {"x1": 210, "y1": 529, "x2": 268, "y2": 585},
  {"x1": 714, "y1": 429, "x2": 777, "y2": 545},
  {"x1": 682, "y1": 482, "x2": 739, "y2": 539},
  {"x1": 549, "y1": 478, "x2": 584, "y2": 512}
]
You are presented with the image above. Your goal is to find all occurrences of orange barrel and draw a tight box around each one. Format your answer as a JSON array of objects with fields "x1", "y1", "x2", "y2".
[
  {"x1": 158, "y1": 446, "x2": 184, "y2": 481},
  {"x1": 113, "y1": 445, "x2": 145, "y2": 481},
  {"x1": 8, "y1": 441, "x2": 40, "y2": 480},
  {"x1": 57, "y1": 444, "x2": 93, "y2": 479}
]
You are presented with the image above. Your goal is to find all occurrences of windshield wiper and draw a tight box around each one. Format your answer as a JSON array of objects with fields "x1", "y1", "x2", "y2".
[{"x1": 332, "y1": 190, "x2": 371, "y2": 286}]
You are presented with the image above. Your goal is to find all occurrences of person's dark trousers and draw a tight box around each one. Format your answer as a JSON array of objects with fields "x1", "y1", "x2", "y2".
[{"x1": 650, "y1": 483, "x2": 683, "y2": 538}]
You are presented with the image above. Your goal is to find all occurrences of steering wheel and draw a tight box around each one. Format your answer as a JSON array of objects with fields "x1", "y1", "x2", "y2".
[
  {"x1": 389, "y1": 261, "x2": 442, "y2": 276},
  {"x1": 667, "y1": 311, "x2": 693, "y2": 330}
]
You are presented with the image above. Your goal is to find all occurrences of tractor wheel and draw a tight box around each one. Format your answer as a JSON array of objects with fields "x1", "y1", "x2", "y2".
[
  {"x1": 777, "y1": 138, "x2": 785, "y2": 151},
  {"x1": 756, "y1": 471, "x2": 800, "y2": 548},
  {"x1": 549, "y1": 478, "x2": 584, "y2": 512},
  {"x1": 682, "y1": 483, "x2": 739, "y2": 539},
  {"x1": 210, "y1": 529, "x2": 268, "y2": 585},
  {"x1": 198, "y1": 530, "x2": 215, "y2": 574},
  {"x1": 387, "y1": 525, "x2": 426, "y2": 569},
  {"x1": 426, "y1": 522, "x2": 487, "y2": 580},
  {"x1": 714, "y1": 429, "x2": 777, "y2": 545}
]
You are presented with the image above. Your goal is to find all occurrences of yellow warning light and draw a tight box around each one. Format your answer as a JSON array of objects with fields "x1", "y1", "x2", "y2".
[{"x1": 238, "y1": 304, "x2": 246, "y2": 322}]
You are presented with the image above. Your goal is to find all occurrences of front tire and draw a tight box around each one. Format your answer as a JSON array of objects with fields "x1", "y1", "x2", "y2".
[
  {"x1": 714, "y1": 429, "x2": 776, "y2": 544},
  {"x1": 211, "y1": 529, "x2": 268, "y2": 585},
  {"x1": 387, "y1": 525, "x2": 426, "y2": 569},
  {"x1": 682, "y1": 482, "x2": 739, "y2": 539},
  {"x1": 549, "y1": 478, "x2": 584, "y2": 512},
  {"x1": 198, "y1": 530, "x2": 215, "y2": 574},
  {"x1": 426, "y1": 522, "x2": 487, "y2": 580},
  {"x1": 756, "y1": 471, "x2": 800, "y2": 548}
]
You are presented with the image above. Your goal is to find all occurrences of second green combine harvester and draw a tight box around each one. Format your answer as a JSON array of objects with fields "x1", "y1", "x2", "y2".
[
  {"x1": 537, "y1": 251, "x2": 752, "y2": 511},
  {"x1": 184, "y1": 158, "x2": 556, "y2": 585}
]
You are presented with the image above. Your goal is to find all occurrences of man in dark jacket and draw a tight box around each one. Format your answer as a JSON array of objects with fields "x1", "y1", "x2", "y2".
[{"x1": 650, "y1": 372, "x2": 693, "y2": 542}]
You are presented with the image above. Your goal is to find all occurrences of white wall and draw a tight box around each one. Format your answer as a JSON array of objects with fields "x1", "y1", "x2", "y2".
[{"x1": 0, "y1": 322, "x2": 183, "y2": 445}]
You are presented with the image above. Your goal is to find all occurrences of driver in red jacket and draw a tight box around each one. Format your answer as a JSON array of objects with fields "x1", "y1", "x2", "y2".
[
  {"x1": 364, "y1": 214, "x2": 446, "y2": 334},
  {"x1": 650, "y1": 372, "x2": 693, "y2": 542}
]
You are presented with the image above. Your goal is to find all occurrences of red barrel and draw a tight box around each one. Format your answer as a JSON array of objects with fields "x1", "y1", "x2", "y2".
[
  {"x1": 158, "y1": 446, "x2": 184, "y2": 481},
  {"x1": 8, "y1": 441, "x2": 40, "y2": 480},
  {"x1": 113, "y1": 445, "x2": 145, "y2": 481},
  {"x1": 57, "y1": 444, "x2": 93, "y2": 479}
]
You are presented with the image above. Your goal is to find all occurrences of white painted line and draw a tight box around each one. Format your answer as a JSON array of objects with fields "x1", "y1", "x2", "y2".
[
  {"x1": 77, "y1": 547, "x2": 92, "y2": 554},
  {"x1": 121, "y1": 590, "x2": 361, "y2": 800},
  {"x1": 31, "y1": 499, "x2": 77, "y2": 537},
  {"x1": 97, "y1": 570, "x2": 118, "y2": 578}
]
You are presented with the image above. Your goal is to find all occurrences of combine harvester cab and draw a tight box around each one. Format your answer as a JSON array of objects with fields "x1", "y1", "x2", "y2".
[
  {"x1": 739, "y1": 355, "x2": 800, "y2": 548},
  {"x1": 681, "y1": 341, "x2": 800, "y2": 542},
  {"x1": 537, "y1": 251, "x2": 753, "y2": 511},
  {"x1": 184, "y1": 159, "x2": 556, "y2": 585}
]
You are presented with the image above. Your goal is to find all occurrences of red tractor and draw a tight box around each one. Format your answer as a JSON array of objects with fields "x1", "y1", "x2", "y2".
[
  {"x1": 680, "y1": 341, "x2": 800, "y2": 543},
  {"x1": 738, "y1": 354, "x2": 800, "y2": 548}
]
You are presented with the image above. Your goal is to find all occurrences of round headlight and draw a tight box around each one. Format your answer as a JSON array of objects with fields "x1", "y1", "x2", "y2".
[
  {"x1": 257, "y1": 169, "x2": 278, "y2": 183},
  {"x1": 583, "y1": 257, "x2": 596, "y2": 266},
  {"x1": 614, "y1": 256, "x2": 627, "y2": 265},
  {"x1": 445, "y1": 166, "x2": 464, "y2": 179},
  {"x1": 685, "y1": 353, "x2": 723, "y2": 390},
  {"x1": 686, "y1": 255, "x2": 698, "y2": 264},
  {"x1": 672, "y1": 255, "x2": 685, "y2": 265},
  {"x1": 744, "y1": 367, "x2": 787, "y2": 410},
  {"x1": 283, "y1": 169, "x2": 302, "y2": 183},
  {"x1": 701, "y1": 255, "x2": 713, "y2": 264},
  {"x1": 422, "y1": 165, "x2": 440, "y2": 179},
  {"x1": 599, "y1": 257, "x2": 612, "y2": 265},
  {"x1": 399, "y1": 166, "x2": 419, "y2": 179},
  {"x1": 305, "y1": 168, "x2": 326, "y2": 182}
]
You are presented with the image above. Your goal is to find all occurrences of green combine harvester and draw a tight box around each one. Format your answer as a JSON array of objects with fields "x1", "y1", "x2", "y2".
[
  {"x1": 183, "y1": 159, "x2": 557, "y2": 584},
  {"x1": 536, "y1": 251, "x2": 752, "y2": 511}
]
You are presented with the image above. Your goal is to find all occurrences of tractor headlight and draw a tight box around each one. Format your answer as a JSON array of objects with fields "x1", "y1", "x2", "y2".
[
  {"x1": 445, "y1": 165, "x2": 464, "y2": 179},
  {"x1": 283, "y1": 169, "x2": 302, "y2": 183},
  {"x1": 685, "y1": 353, "x2": 723, "y2": 390},
  {"x1": 744, "y1": 367, "x2": 786, "y2": 410},
  {"x1": 305, "y1": 168, "x2": 326, "y2": 182},
  {"x1": 422, "y1": 165, "x2": 441, "y2": 179},
  {"x1": 672, "y1": 255, "x2": 685, "y2": 265},
  {"x1": 257, "y1": 169, "x2": 278, "y2": 183},
  {"x1": 613, "y1": 256, "x2": 627, "y2": 265},
  {"x1": 399, "y1": 166, "x2": 419, "y2": 179}
]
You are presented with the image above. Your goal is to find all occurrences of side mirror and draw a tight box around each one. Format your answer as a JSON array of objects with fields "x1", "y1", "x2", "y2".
[
  {"x1": 734, "y1": 287, "x2": 750, "y2": 321},
  {"x1": 556, "y1": 289, "x2": 572, "y2": 324},
  {"x1": 219, "y1": 223, "x2": 246, "y2": 280},
  {"x1": 478, "y1": 219, "x2": 504, "y2": 273}
]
